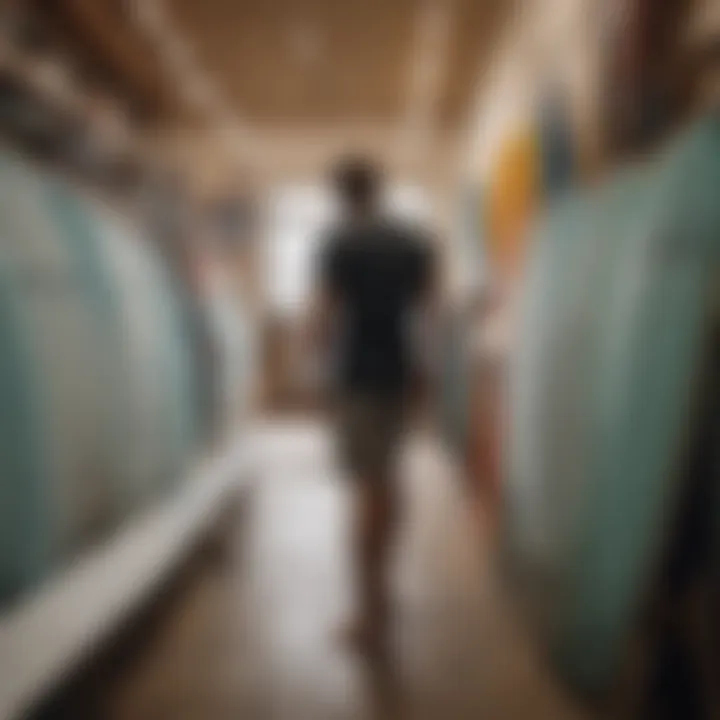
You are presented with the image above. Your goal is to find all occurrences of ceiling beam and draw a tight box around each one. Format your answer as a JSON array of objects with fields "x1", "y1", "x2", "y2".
[
  {"x1": 398, "y1": 0, "x2": 455, "y2": 167},
  {"x1": 131, "y1": 0, "x2": 255, "y2": 167},
  {"x1": 52, "y1": 0, "x2": 169, "y2": 115}
]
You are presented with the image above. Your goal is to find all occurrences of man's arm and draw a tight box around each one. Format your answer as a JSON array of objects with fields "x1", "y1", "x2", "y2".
[
  {"x1": 306, "y1": 283, "x2": 335, "y2": 355},
  {"x1": 304, "y1": 236, "x2": 340, "y2": 377}
]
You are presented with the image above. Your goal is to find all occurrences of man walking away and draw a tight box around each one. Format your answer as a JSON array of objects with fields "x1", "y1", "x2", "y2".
[{"x1": 309, "y1": 156, "x2": 438, "y2": 654}]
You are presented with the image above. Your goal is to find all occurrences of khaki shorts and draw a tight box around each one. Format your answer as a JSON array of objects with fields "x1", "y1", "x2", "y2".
[{"x1": 337, "y1": 395, "x2": 406, "y2": 479}]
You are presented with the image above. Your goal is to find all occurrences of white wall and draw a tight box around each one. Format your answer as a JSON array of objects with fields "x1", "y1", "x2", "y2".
[{"x1": 460, "y1": 0, "x2": 605, "y2": 185}]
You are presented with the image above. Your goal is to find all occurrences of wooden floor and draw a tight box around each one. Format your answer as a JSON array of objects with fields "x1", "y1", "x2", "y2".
[{"x1": 94, "y1": 421, "x2": 586, "y2": 720}]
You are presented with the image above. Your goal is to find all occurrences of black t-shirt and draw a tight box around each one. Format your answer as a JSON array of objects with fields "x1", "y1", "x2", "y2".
[{"x1": 319, "y1": 217, "x2": 435, "y2": 396}]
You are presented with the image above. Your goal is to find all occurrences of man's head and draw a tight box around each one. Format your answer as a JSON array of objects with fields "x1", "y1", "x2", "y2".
[{"x1": 331, "y1": 155, "x2": 383, "y2": 216}]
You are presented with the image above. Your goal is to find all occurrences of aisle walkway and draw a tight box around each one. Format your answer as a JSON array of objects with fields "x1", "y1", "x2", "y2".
[{"x1": 101, "y1": 422, "x2": 585, "y2": 720}]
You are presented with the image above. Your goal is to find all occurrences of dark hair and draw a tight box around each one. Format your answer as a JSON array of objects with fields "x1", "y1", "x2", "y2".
[{"x1": 331, "y1": 155, "x2": 382, "y2": 209}]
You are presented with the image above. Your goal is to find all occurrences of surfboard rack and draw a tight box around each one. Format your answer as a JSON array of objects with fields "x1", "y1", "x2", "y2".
[{"x1": 0, "y1": 435, "x2": 250, "y2": 720}]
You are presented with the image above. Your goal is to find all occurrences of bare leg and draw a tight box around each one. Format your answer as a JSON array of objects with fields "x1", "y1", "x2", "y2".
[{"x1": 352, "y1": 473, "x2": 398, "y2": 652}]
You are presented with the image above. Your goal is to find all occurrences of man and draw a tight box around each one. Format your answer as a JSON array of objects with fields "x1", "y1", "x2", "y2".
[{"x1": 309, "y1": 156, "x2": 438, "y2": 653}]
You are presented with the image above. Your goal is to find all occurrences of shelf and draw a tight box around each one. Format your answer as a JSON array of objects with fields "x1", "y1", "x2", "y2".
[
  {"x1": 0, "y1": 435, "x2": 250, "y2": 720},
  {"x1": 0, "y1": 43, "x2": 145, "y2": 189}
]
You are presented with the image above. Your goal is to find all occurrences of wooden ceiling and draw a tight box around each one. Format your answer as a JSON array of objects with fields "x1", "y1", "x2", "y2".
[
  {"x1": 4, "y1": 0, "x2": 508, "y2": 190},
  {"x1": 167, "y1": 0, "x2": 506, "y2": 130},
  {"x1": 10, "y1": 0, "x2": 507, "y2": 131}
]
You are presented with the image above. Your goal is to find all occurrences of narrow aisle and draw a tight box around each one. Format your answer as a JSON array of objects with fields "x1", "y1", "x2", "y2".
[{"x1": 103, "y1": 422, "x2": 585, "y2": 720}]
